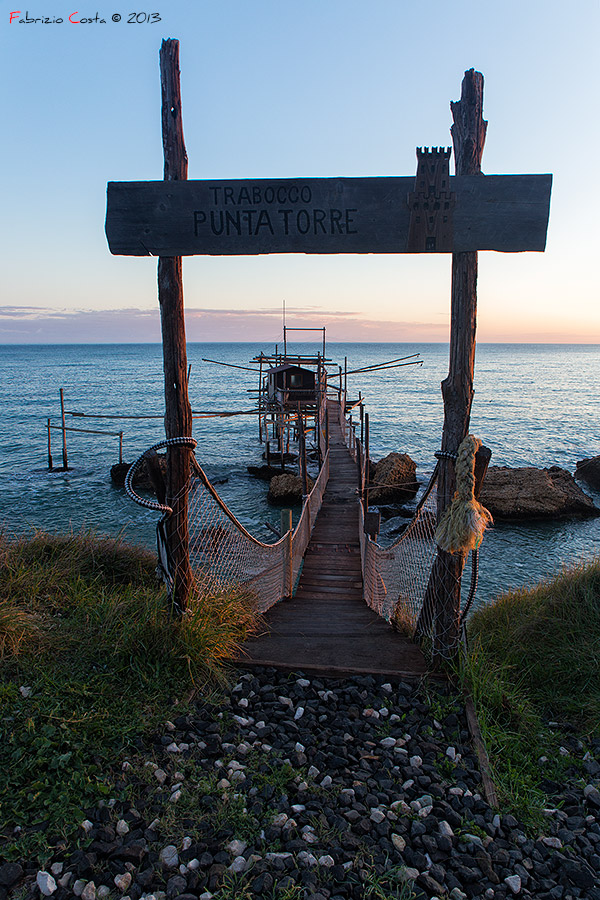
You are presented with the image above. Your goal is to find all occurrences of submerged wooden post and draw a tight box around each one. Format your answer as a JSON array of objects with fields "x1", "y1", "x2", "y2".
[
  {"x1": 432, "y1": 69, "x2": 487, "y2": 662},
  {"x1": 47, "y1": 418, "x2": 53, "y2": 469},
  {"x1": 59, "y1": 388, "x2": 68, "y2": 470},
  {"x1": 158, "y1": 39, "x2": 193, "y2": 616}
]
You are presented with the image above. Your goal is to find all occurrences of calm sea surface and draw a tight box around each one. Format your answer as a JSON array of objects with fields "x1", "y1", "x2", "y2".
[{"x1": 1, "y1": 342, "x2": 598, "y2": 607}]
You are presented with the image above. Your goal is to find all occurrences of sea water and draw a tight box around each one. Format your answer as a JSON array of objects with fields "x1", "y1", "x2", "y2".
[{"x1": 1, "y1": 342, "x2": 598, "y2": 607}]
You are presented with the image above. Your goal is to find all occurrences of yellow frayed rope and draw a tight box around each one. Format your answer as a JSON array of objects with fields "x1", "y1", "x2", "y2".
[{"x1": 435, "y1": 434, "x2": 493, "y2": 554}]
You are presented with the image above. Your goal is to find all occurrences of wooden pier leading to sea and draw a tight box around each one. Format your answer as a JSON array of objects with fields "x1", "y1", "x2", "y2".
[{"x1": 238, "y1": 401, "x2": 429, "y2": 678}]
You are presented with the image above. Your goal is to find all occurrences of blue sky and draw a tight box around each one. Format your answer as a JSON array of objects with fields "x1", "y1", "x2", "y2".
[{"x1": 1, "y1": 0, "x2": 599, "y2": 342}]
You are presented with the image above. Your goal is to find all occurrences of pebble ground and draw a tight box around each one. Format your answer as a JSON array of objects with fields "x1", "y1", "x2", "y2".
[{"x1": 2, "y1": 668, "x2": 599, "y2": 900}]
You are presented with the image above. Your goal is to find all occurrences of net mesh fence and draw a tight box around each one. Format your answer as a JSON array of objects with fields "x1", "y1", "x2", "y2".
[
  {"x1": 168, "y1": 451, "x2": 330, "y2": 614},
  {"x1": 336, "y1": 404, "x2": 477, "y2": 649}
]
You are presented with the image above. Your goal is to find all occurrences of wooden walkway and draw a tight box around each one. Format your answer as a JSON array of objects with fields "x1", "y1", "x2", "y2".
[{"x1": 238, "y1": 402, "x2": 429, "y2": 678}]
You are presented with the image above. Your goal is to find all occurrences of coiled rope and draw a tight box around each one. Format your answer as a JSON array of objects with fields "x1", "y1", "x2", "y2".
[
  {"x1": 124, "y1": 437, "x2": 198, "y2": 514},
  {"x1": 435, "y1": 434, "x2": 493, "y2": 554}
]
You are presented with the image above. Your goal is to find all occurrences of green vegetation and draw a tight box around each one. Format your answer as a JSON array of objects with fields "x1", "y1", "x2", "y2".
[
  {"x1": 464, "y1": 557, "x2": 600, "y2": 822},
  {"x1": 0, "y1": 530, "x2": 258, "y2": 862}
]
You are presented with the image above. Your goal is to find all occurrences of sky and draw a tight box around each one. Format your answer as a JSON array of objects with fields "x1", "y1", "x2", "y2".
[{"x1": 1, "y1": 0, "x2": 599, "y2": 344}]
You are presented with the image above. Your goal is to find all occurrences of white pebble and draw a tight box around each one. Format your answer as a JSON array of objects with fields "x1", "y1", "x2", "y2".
[
  {"x1": 272, "y1": 812, "x2": 289, "y2": 826},
  {"x1": 81, "y1": 881, "x2": 96, "y2": 900},
  {"x1": 379, "y1": 737, "x2": 396, "y2": 748},
  {"x1": 97, "y1": 888, "x2": 110, "y2": 899},
  {"x1": 187, "y1": 858, "x2": 200, "y2": 870},
  {"x1": 154, "y1": 768, "x2": 168, "y2": 784},
  {"x1": 320, "y1": 775, "x2": 333, "y2": 788},
  {"x1": 291, "y1": 804, "x2": 305, "y2": 814},
  {"x1": 226, "y1": 839, "x2": 248, "y2": 856},
  {"x1": 20, "y1": 685, "x2": 33, "y2": 697},
  {"x1": 36, "y1": 872, "x2": 57, "y2": 896},
  {"x1": 169, "y1": 789, "x2": 182, "y2": 802},
  {"x1": 58, "y1": 873, "x2": 73, "y2": 889},
  {"x1": 370, "y1": 809, "x2": 386, "y2": 823},
  {"x1": 542, "y1": 835, "x2": 562, "y2": 848},
  {"x1": 181, "y1": 836, "x2": 192, "y2": 850},
  {"x1": 73, "y1": 880, "x2": 86, "y2": 897},
  {"x1": 114, "y1": 873, "x2": 132, "y2": 892},
  {"x1": 116, "y1": 819, "x2": 129, "y2": 836},
  {"x1": 504, "y1": 874, "x2": 521, "y2": 894},
  {"x1": 296, "y1": 678, "x2": 310, "y2": 687},
  {"x1": 439, "y1": 820, "x2": 454, "y2": 838},
  {"x1": 159, "y1": 844, "x2": 179, "y2": 868},
  {"x1": 308, "y1": 765, "x2": 320, "y2": 778},
  {"x1": 381, "y1": 683, "x2": 392, "y2": 692},
  {"x1": 446, "y1": 746, "x2": 457, "y2": 760},
  {"x1": 318, "y1": 855, "x2": 335, "y2": 867},
  {"x1": 50, "y1": 863, "x2": 63, "y2": 876},
  {"x1": 391, "y1": 833, "x2": 406, "y2": 852},
  {"x1": 229, "y1": 856, "x2": 247, "y2": 873},
  {"x1": 295, "y1": 742, "x2": 305, "y2": 752},
  {"x1": 409, "y1": 755, "x2": 422, "y2": 767},
  {"x1": 165, "y1": 742, "x2": 180, "y2": 753},
  {"x1": 399, "y1": 867, "x2": 419, "y2": 882},
  {"x1": 294, "y1": 706, "x2": 305, "y2": 720},
  {"x1": 165, "y1": 720, "x2": 175, "y2": 731},
  {"x1": 80, "y1": 819, "x2": 94, "y2": 833}
]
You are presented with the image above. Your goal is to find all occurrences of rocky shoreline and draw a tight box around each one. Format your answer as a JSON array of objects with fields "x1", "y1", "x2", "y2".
[{"x1": 3, "y1": 668, "x2": 599, "y2": 900}]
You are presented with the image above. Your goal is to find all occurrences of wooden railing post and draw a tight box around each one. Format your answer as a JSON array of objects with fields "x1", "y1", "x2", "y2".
[{"x1": 281, "y1": 508, "x2": 293, "y2": 599}]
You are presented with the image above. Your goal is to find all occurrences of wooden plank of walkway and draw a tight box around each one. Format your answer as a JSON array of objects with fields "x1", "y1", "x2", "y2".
[{"x1": 238, "y1": 401, "x2": 429, "y2": 678}]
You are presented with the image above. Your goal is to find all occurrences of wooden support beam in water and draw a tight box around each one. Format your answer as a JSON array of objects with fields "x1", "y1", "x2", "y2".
[{"x1": 158, "y1": 38, "x2": 193, "y2": 616}]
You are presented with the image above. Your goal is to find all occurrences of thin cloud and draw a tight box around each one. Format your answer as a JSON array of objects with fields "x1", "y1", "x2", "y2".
[{"x1": 0, "y1": 305, "x2": 448, "y2": 343}]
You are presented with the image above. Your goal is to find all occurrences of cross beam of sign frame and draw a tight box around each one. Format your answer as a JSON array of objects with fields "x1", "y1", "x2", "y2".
[{"x1": 106, "y1": 167, "x2": 551, "y2": 257}]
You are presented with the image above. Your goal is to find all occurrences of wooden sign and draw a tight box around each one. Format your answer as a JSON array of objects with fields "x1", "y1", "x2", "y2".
[{"x1": 105, "y1": 172, "x2": 552, "y2": 257}]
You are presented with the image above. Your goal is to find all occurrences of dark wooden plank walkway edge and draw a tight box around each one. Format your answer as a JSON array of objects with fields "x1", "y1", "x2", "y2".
[{"x1": 236, "y1": 401, "x2": 431, "y2": 679}]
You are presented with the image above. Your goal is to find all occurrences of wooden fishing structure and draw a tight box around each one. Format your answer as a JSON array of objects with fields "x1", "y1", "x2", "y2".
[
  {"x1": 46, "y1": 388, "x2": 124, "y2": 471},
  {"x1": 105, "y1": 41, "x2": 552, "y2": 663}
]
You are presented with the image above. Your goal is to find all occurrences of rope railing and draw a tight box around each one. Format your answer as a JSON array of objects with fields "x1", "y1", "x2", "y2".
[
  {"x1": 337, "y1": 406, "x2": 478, "y2": 638},
  {"x1": 127, "y1": 443, "x2": 330, "y2": 614}
]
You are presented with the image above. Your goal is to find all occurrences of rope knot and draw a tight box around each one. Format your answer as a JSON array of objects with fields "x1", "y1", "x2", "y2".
[{"x1": 435, "y1": 434, "x2": 492, "y2": 554}]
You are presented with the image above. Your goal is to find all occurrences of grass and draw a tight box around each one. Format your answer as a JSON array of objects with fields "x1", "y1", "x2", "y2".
[
  {"x1": 463, "y1": 556, "x2": 600, "y2": 822},
  {"x1": 0, "y1": 530, "x2": 259, "y2": 862}
]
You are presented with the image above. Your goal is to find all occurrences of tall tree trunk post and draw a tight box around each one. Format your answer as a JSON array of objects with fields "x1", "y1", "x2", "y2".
[
  {"x1": 158, "y1": 39, "x2": 193, "y2": 616},
  {"x1": 432, "y1": 69, "x2": 487, "y2": 663}
]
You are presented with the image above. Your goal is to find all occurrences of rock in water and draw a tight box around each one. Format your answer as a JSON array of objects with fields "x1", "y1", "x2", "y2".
[
  {"x1": 369, "y1": 453, "x2": 418, "y2": 504},
  {"x1": 575, "y1": 455, "x2": 600, "y2": 490},
  {"x1": 267, "y1": 473, "x2": 314, "y2": 505},
  {"x1": 111, "y1": 454, "x2": 167, "y2": 490},
  {"x1": 248, "y1": 464, "x2": 293, "y2": 481},
  {"x1": 479, "y1": 466, "x2": 600, "y2": 519}
]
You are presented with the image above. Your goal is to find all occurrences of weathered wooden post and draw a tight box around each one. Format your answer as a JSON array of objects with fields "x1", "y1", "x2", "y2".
[
  {"x1": 432, "y1": 69, "x2": 487, "y2": 662},
  {"x1": 158, "y1": 38, "x2": 194, "y2": 616},
  {"x1": 280, "y1": 508, "x2": 293, "y2": 598},
  {"x1": 59, "y1": 388, "x2": 69, "y2": 470},
  {"x1": 47, "y1": 418, "x2": 53, "y2": 470}
]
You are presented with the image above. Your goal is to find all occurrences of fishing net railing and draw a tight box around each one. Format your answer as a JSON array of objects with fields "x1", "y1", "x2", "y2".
[
  {"x1": 337, "y1": 407, "x2": 478, "y2": 644},
  {"x1": 181, "y1": 454, "x2": 330, "y2": 613},
  {"x1": 126, "y1": 442, "x2": 330, "y2": 614}
]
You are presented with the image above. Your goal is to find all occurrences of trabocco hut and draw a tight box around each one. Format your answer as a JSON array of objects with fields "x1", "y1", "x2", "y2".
[{"x1": 266, "y1": 364, "x2": 317, "y2": 407}]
